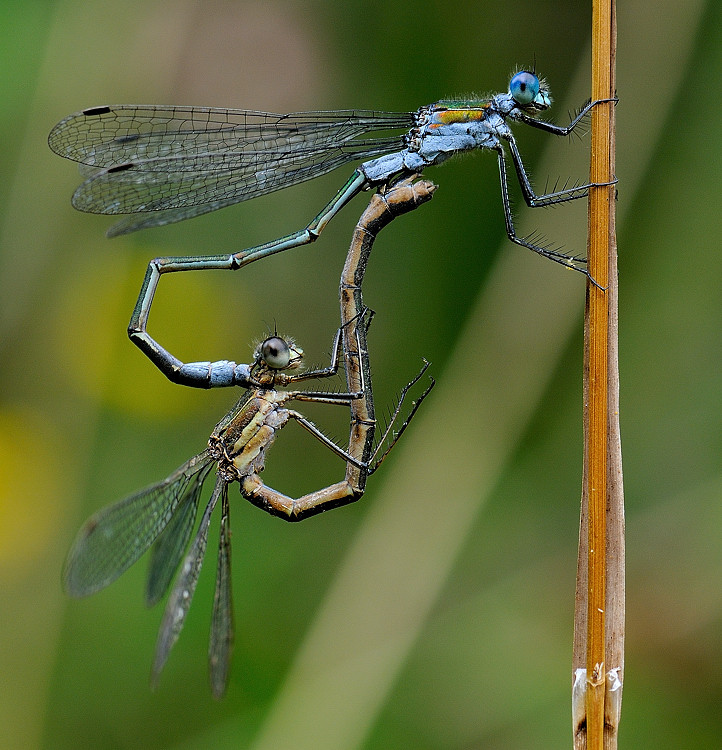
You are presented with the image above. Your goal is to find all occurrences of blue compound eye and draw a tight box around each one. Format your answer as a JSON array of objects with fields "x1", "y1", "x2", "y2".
[{"x1": 509, "y1": 71, "x2": 540, "y2": 106}]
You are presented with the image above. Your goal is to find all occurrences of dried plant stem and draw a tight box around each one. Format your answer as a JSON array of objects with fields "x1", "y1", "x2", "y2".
[{"x1": 573, "y1": 0, "x2": 623, "y2": 748}]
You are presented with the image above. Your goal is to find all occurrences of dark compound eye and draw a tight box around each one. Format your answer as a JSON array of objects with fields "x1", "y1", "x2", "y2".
[
  {"x1": 509, "y1": 71, "x2": 540, "y2": 106},
  {"x1": 260, "y1": 337, "x2": 291, "y2": 369}
]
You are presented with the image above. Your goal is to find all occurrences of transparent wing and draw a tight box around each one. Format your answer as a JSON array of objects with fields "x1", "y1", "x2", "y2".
[
  {"x1": 209, "y1": 483, "x2": 233, "y2": 699},
  {"x1": 48, "y1": 105, "x2": 415, "y2": 166},
  {"x1": 48, "y1": 105, "x2": 415, "y2": 232},
  {"x1": 144, "y1": 460, "x2": 213, "y2": 607},
  {"x1": 151, "y1": 475, "x2": 224, "y2": 689},
  {"x1": 63, "y1": 450, "x2": 213, "y2": 598},
  {"x1": 78, "y1": 139, "x2": 400, "y2": 234}
]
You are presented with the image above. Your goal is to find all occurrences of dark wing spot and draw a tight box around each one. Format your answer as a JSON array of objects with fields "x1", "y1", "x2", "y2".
[
  {"x1": 83, "y1": 106, "x2": 111, "y2": 116},
  {"x1": 107, "y1": 162, "x2": 136, "y2": 173}
]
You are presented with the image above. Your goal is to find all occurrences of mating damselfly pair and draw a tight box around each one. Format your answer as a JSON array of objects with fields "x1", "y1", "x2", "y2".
[
  {"x1": 61, "y1": 175, "x2": 436, "y2": 697},
  {"x1": 52, "y1": 71, "x2": 613, "y2": 695}
]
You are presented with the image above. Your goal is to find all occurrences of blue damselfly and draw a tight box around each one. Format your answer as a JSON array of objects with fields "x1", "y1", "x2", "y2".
[{"x1": 49, "y1": 70, "x2": 616, "y2": 307}]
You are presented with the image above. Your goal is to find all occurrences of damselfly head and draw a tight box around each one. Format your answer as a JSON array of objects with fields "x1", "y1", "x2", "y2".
[{"x1": 509, "y1": 70, "x2": 552, "y2": 113}]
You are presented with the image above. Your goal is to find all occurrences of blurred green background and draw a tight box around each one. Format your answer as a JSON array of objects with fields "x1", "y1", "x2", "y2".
[{"x1": 1, "y1": 0, "x2": 720, "y2": 747}]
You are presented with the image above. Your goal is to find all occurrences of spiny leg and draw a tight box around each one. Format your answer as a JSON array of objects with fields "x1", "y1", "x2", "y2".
[
  {"x1": 286, "y1": 409, "x2": 365, "y2": 466},
  {"x1": 286, "y1": 308, "x2": 372, "y2": 386},
  {"x1": 367, "y1": 359, "x2": 435, "y2": 473},
  {"x1": 494, "y1": 144, "x2": 590, "y2": 275},
  {"x1": 518, "y1": 97, "x2": 618, "y2": 136},
  {"x1": 280, "y1": 325, "x2": 377, "y2": 465},
  {"x1": 503, "y1": 132, "x2": 616, "y2": 208}
]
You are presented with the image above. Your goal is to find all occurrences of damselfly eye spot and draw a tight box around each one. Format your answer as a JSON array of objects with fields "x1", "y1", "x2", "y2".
[
  {"x1": 260, "y1": 337, "x2": 291, "y2": 369},
  {"x1": 509, "y1": 71, "x2": 540, "y2": 106}
]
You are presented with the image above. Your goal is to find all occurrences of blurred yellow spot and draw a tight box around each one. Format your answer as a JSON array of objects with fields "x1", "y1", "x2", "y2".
[
  {"x1": 0, "y1": 407, "x2": 66, "y2": 569},
  {"x1": 48, "y1": 248, "x2": 253, "y2": 419}
]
